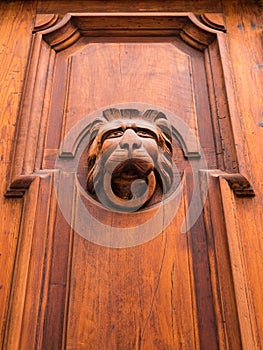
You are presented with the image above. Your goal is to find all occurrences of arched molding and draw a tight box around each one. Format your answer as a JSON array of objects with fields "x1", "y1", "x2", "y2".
[{"x1": 35, "y1": 12, "x2": 222, "y2": 52}]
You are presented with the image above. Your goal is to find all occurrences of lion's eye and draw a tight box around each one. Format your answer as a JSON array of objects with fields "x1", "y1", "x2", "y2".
[
  {"x1": 107, "y1": 130, "x2": 124, "y2": 138},
  {"x1": 137, "y1": 130, "x2": 155, "y2": 138}
]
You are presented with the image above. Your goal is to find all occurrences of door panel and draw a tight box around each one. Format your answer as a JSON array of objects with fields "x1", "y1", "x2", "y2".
[{"x1": 3, "y1": 10, "x2": 256, "y2": 350}]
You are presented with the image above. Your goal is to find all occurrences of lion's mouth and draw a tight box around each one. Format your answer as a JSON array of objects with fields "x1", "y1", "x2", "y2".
[
  {"x1": 111, "y1": 158, "x2": 153, "y2": 178},
  {"x1": 111, "y1": 159, "x2": 154, "y2": 200}
]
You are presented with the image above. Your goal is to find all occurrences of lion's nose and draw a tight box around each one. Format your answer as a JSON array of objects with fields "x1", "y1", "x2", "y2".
[{"x1": 119, "y1": 129, "x2": 142, "y2": 150}]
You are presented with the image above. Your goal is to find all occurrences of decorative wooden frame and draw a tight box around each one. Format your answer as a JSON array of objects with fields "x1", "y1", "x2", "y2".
[
  {"x1": 4, "y1": 12, "x2": 257, "y2": 350},
  {"x1": 5, "y1": 12, "x2": 254, "y2": 198}
]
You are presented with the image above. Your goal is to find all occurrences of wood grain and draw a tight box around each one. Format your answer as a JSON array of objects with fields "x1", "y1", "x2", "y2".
[
  {"x1": 37, "y1": 0, "x2": 222, "y2": 14},
  {"x1": 39, "y1": 12, "x2": 219, "y2": 349},
  {"x1": 220, "y1": 177, "x2": 259, "y2": 350},
  {"x1": 1, "y1": 1, "x2": 263, "y2": 349},
  {"x1": 222, "y1": 0, "x2": 263, "y2": 346},
  {"x1": 65, "y1": 176, "x2": 199, "y2": 349},
  {"x1": 0, "y1": 1, "x2": 37, "y2": 347},
  {"x1": 34, "y1": 14, "x2": 59, "y2": 31}
]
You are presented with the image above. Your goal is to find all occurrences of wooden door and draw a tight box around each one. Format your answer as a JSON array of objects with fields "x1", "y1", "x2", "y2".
[{"x1": 1, "y1": 2, "x2": 262, "y2": 350}]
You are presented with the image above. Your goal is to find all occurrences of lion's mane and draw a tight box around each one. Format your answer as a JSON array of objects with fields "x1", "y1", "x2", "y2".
[{"x1": 86, "y1": 108, "x2": 173, "y2": 208}]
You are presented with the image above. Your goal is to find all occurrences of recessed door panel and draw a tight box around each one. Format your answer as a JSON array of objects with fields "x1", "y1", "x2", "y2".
[{"x1": 5, "y1": 12, "x2": 248, "y2": 350}]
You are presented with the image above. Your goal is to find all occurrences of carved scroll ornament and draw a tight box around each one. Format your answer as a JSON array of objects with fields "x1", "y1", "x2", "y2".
[{"x1": 86, "y1": 108, "x2": 173, "y2": 211}]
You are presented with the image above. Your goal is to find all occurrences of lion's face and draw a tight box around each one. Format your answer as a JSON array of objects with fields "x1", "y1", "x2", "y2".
[{"x1": 86, "y1": 109, "x2": 173, "y2": 212}]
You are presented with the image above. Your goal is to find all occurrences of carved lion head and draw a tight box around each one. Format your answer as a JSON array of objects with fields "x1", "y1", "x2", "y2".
[{"x1": 86, "y1": 108, "x2": 173, "y2": 211}]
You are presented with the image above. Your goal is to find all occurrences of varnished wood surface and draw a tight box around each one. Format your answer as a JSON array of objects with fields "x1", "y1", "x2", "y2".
[
  {"x1": 37, "y1": 0, "x2": 222, "y2": 14},
  {"x1": 222, "y1": 1, "x2": 263, "y2": 347},
  {"x1": 39, "y1": 14, "x2": 218, "y2": 348},
  {"x1": 0, "y1": 1, "x2": 262, "y2": 349},
  {"x1": 0, "y1": 1, "x2": 37, "y2": 348},
  {"x1": 65, "y1": 185, "x2": 198, "y2": 349}
]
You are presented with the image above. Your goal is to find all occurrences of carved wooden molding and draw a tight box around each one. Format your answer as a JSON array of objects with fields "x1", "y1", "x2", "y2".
[
  {"x1": 201, "y1": 170, "x2": 255, "y2": 197},
  {"x1": 197, "y1": 13, "x2": 226, "y2": 32},
  {"x1": 4, "y1": 174, "x2": 58, "y2": 349},
  {"x1": 220, "y1": 173, "x2": 255, "y2": 197},
  {"x1": 200, "y1": 169, "x2": 257, "y2": 349},
  {"x1": 5, "y1": 11, "x2": 253, "y2": 199},
  {"x1": 34, "y1": 14, "x2": 59, "y2": 32},
  {"x1": 34, "y1": 12, "x2": 222, "y2": 52},
  {"x1": 4, "y1": 11, "x2": 258, "y2": 350}
]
